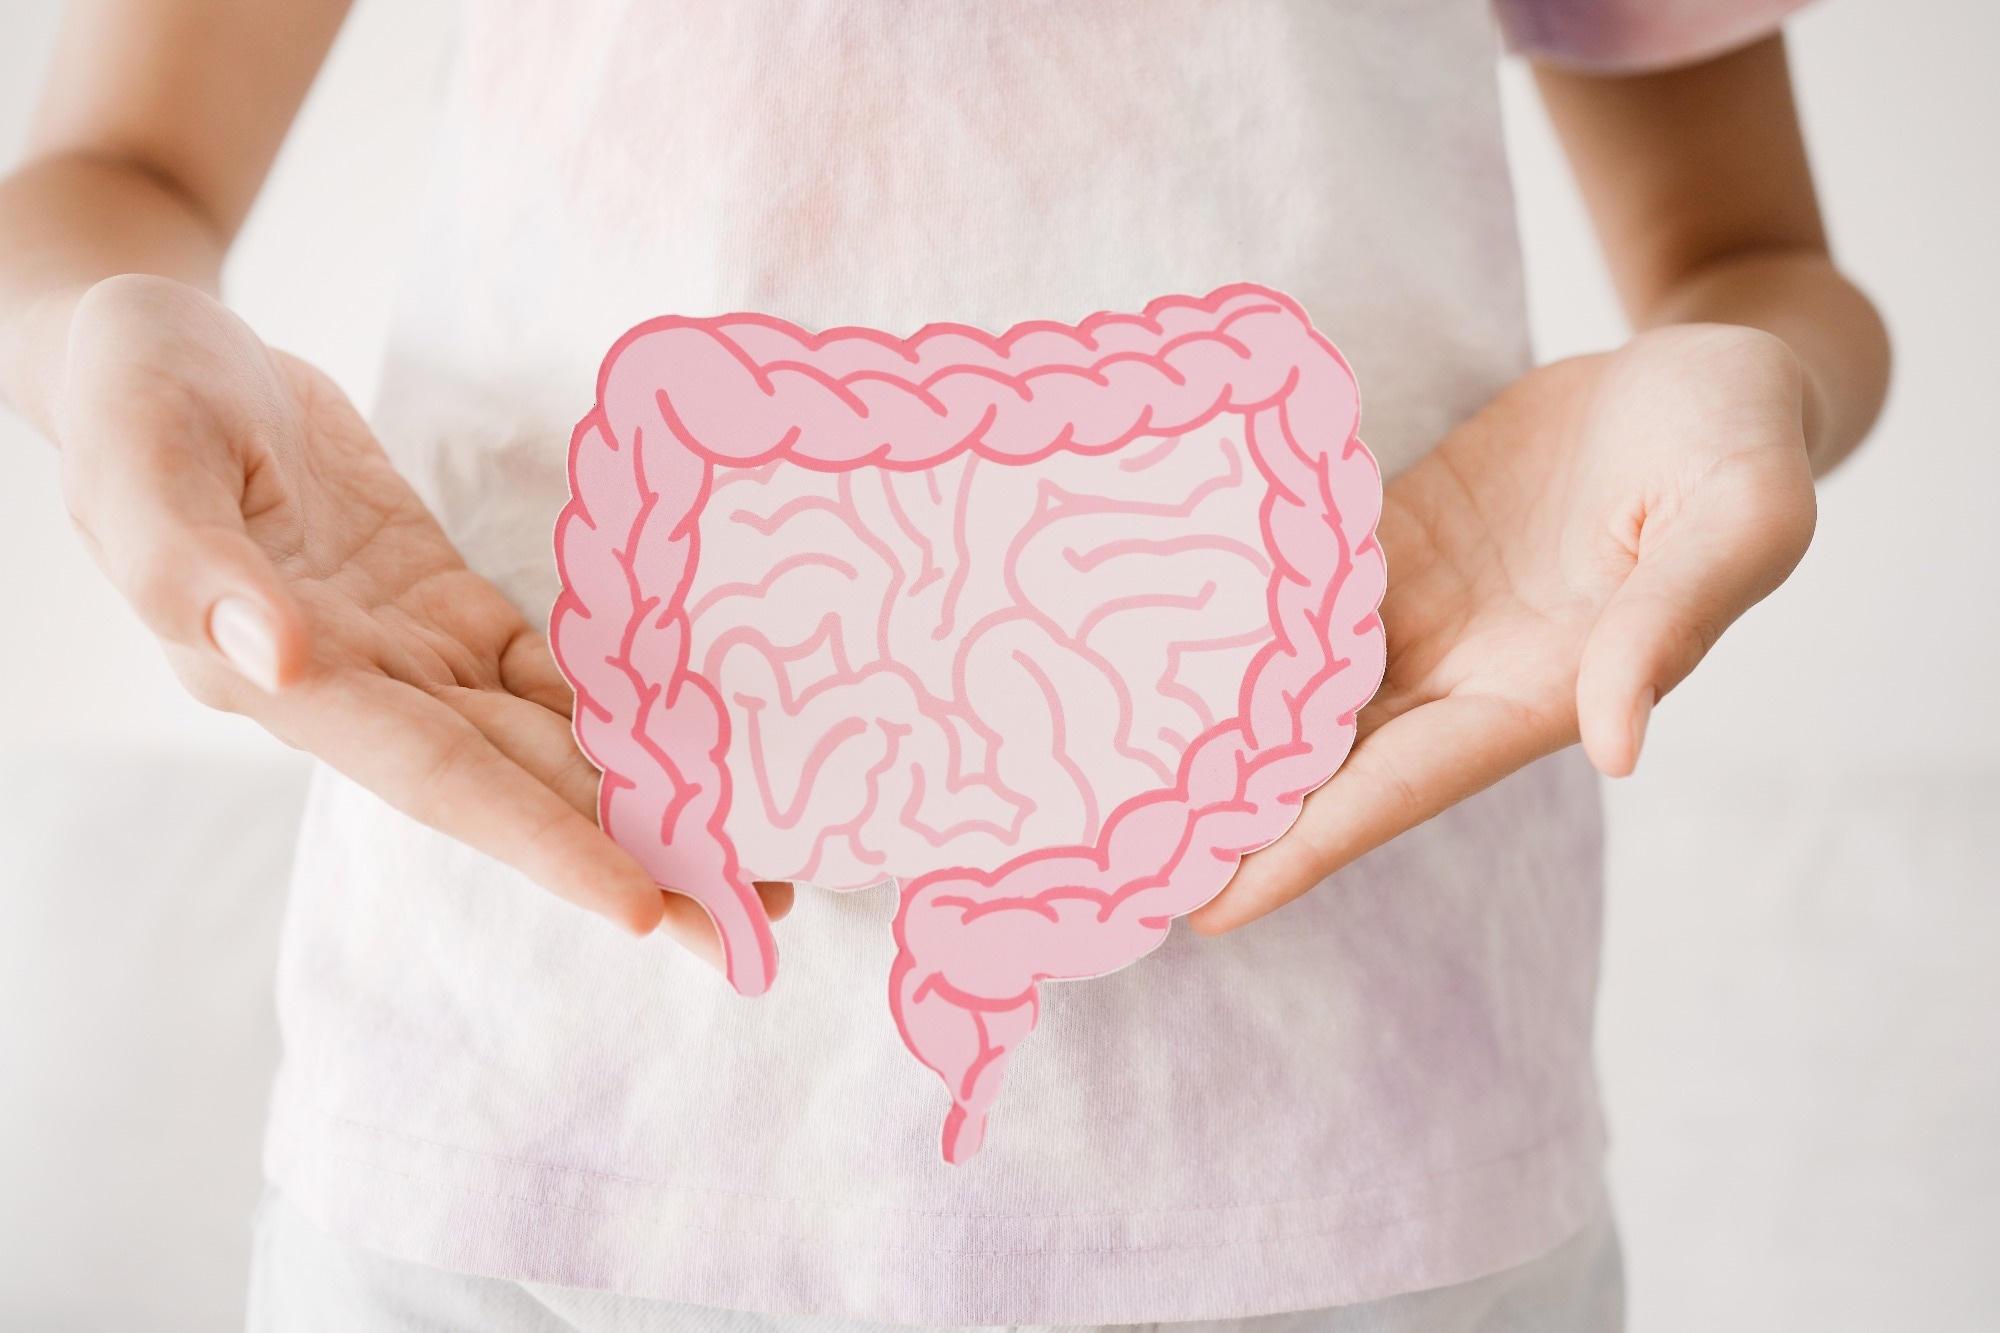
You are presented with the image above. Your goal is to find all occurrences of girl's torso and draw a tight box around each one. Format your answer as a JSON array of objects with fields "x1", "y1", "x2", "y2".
[{"x1": 265, "y1": 3, "x2": 1608, "y2": 1323}]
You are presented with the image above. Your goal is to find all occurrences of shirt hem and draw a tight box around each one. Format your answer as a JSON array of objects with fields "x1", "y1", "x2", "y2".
[{"x1": 1494, "y1": 0, "x2": 1814, "y2": 74}]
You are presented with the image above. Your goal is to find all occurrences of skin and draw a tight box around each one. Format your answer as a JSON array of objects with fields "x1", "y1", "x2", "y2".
[
  {"x1": 0, "y1": 4, "x2": 1888, "y2": 957},
  {"x1": 1195, "y1": 38, "x2": 1890, "y2": 931}
]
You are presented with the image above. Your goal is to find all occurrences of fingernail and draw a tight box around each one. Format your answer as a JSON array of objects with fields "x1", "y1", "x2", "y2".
[
  {"x1": 1629, "y1": 687, "x2": 1657, "y2": 766},
  {"x1": 208, "y1": 597, "x2": 280, "y2": 693}
]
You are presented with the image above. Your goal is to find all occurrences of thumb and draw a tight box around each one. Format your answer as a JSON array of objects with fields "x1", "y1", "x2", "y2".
[{"x1": 1575, "y1": 456, "x2": 1815, "y2": 777}]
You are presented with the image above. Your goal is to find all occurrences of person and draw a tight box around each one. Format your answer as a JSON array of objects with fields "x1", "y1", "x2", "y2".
[{"x1": 0, "y1": 1, "x2": 1888, "y2": 1329}]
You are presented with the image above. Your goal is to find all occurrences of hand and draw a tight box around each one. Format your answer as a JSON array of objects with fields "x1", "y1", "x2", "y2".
[
  {"x1": 1191, "y1": 323, "x2": 1818, "y2": 933},
  {"x1": 55, "y1": 274, "x2": 791, "y2": 957}
]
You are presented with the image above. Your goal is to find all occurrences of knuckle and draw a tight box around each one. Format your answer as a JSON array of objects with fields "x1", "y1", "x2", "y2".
[
  {"x1": 165, "y1": 646, "x2": 254, "y2": 714},
  {"x1": 517, "y1": 801, "x2": 580, "y2": 867},
  {"x1": 1670, "y1": 614, "x2": 1725, "y2": 675},
  {"x1": 124, "y1": 536, "x2": 233, "y2": 647},
  {"x1": 127, "y1": 548, "x2": 194, "y2": 623},
  {"x1": 1360, "y1": 746, "x2": 1425, "y2": 824},
  {"x1": 553, "y1": 749, "x2": 604, "y2": 819},
  {"x1": 402, "y1": 726, "x2": 487, "y2": 823}
]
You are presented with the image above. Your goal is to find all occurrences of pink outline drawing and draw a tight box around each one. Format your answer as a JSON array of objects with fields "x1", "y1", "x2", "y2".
[{"x1": 550, "y1": 284, "x2": 1386, "y2": 1161}]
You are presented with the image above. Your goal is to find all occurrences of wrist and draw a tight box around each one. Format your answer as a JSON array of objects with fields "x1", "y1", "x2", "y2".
[
  {"x1": 1636, "y1": 247, "x2": 1889, "y2": 475},
  {"x1": 0, "y1": 152, "x2": 233, "y2": 440},
  {"x1": 0, "y1": 283, "x2": 88, "y2": 442}
]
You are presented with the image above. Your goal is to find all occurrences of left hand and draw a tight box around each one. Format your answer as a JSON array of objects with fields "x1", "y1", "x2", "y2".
[{"x1": 1190, "y1": 323, "x2": 1818, "y2": 933}]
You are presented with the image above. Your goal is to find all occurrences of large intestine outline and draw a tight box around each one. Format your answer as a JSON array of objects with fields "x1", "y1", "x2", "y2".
[{"x1": 550, "y1": 284, "x2": 1386, "y2": 1161}]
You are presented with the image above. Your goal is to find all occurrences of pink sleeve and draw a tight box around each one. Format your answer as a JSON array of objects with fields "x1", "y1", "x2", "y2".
[{"x1": 1492, "y1": 0, "x2": 1815, "y2": 72}]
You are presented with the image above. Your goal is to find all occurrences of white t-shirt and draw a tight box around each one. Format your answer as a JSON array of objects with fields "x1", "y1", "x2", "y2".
[{"x1": 262, "y1": 1, "x2": 1804, "y2": 1324}]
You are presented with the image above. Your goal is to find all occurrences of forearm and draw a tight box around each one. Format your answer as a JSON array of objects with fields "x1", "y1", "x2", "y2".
[
  {"x1": 1536, "y1": 35, "x2": 1890, "y2": 476},
  {"x1": 1637, "y1": 246, "x2": 1889, "y2": 474},
  {"x1": 0, "y1": 0, "x2": 353, "y2": 440},
  {"x1": 0, "y1": 151, "x2": 229, "y2": 438}
]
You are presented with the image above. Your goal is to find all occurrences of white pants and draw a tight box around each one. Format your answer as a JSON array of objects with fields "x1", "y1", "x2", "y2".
[{"x1": 245, "y1": 1188, "x2": 1623, "y2": 1333}]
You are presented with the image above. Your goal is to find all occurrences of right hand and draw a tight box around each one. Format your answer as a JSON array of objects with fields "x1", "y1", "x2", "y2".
[{"x1": 54, "y1": 274, "x2": 791, "y2": 957}]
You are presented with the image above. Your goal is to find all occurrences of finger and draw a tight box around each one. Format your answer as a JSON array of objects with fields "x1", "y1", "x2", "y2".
[
  {"x1": 651, "y1": 879, "x2": 792, "y2": 936},
  {"x1": 439, "y1": 685, "x2": 797, "y2": 925},
  {"x1": 655, "y1": 895, "x2": 728, "y2": 972},
  {"x1": 752, "y1": 880, "x2": 797, "y2": 922},
  {"x1": 61, "y1": 395, "x2": 309, "y2": 694},
  {"x1": 497, "y1": 628, "x2": 578, "y2": 718},
  {"x1": 271, "y1": 670, "x2": 676, "y2": 941},
  {"x1": 438, "y1": 686, "x2": 604, "y2": 816},
  {"x1": 1575, "y1": 457, "x2": 1815, "y2": 777},
  {"x1": 1187, "y1": 692, "x2": 1564, "y2": 935}
]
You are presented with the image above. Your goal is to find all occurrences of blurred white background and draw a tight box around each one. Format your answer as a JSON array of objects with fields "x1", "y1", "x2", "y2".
[{"x1": 1, "y1": 0, "x2": 1995, "y2": 1328}]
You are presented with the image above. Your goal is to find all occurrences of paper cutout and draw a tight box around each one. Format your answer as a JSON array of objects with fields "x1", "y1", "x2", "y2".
[{"x1": 551, "y1": 285, "x2": 1386, "y2": 1161}]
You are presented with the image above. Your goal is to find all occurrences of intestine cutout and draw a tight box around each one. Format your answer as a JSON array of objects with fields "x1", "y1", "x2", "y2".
[{"x1": 551, "y1": 285, "x2": 1386, "y2": 1162}]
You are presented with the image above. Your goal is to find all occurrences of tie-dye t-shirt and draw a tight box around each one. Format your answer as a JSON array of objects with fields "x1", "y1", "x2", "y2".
[
  {"x1": 1496, "y1": 0, "x2": 1811, "y2": 71},
  {"x1": 262, "y1": 1, "x2": 1807, "y2": 1323}
]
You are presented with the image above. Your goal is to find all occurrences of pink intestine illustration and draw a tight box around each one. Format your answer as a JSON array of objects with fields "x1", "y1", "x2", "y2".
[{"x1": 551, "y1": 285, "x2": 1386, "y2": 1161}]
